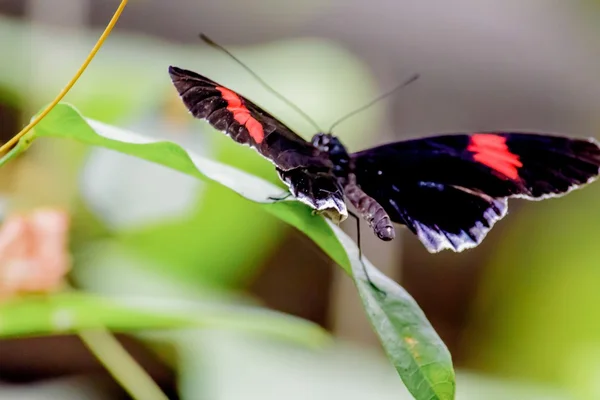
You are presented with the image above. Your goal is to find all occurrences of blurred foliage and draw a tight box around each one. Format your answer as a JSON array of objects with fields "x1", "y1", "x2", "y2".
[
  {"x1": 0, "y1": 14, "x2": 382, "y2": 133},
  {"x1": 0, "y1": 290, "x2": 328, "y2": 346},
  {"x1": 21, "y1": 102, "x2": 456, "y2": 399},
  {"x1": 175, "y1": 332, "x2": 568, "y2": 400},
  {"x1": 464, "y1": 183, "x2": 600, "y2": 398}
]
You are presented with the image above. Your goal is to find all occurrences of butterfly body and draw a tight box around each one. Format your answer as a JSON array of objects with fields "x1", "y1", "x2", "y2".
[
  {"x1": 169, "y1": 65, "x2": 600, "y2": 253},
  {"x1": 310, "y1": 132, "x2": 396, "y2": 240}
]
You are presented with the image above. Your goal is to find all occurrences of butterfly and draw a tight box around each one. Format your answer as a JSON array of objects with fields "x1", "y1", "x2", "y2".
[{"x1": 168, "y1": 65, "x2": 600, "y2": 254}]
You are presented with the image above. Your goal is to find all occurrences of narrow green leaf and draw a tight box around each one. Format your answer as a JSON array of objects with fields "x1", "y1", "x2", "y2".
[
  {"x1": 0, "y1": 291, "x2": 329, "y2": 347},
  {"x1": 32, "y1": 104, "x2": 286, "y2": 206},
  {"x1": 332, "y1": 225, "x2": 456, "y2": 400},
  {"x1": 28, "y1": 103, "x2": 455, "y2": 400}
]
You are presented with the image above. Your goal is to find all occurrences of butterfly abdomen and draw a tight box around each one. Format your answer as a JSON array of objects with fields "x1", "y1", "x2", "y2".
[{"x1": 345, "y1": 179, "x2": 395, "y2": 241}]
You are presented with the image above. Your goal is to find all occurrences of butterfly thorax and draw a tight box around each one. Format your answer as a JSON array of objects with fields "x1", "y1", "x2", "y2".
[
  {"x1": 311, "y1": 133, "x2": 351, "y2": 182},
  {"x1": 311, "y1": 132, "x2": 395, "y2": 240}
]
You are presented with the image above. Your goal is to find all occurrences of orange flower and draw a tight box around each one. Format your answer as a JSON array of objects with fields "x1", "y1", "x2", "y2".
[{"x1": 0, "y1": 209, "x2": 71, "y2": 300}]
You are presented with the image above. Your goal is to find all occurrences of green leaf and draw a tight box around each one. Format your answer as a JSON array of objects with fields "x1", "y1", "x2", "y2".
[
  {"x1": 27, "y1": 103, "x2": 455, "y2": 400},
  {"x1": 333, "y1": 227, "x2": 456, "y2": 399},
  {"x1": 0, "y1": 291, "x2": 329, "y2": 347}
]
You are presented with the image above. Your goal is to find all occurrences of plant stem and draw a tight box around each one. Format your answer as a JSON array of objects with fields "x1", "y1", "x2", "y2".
[
  {"x1": 0, "y1": 145, "x2": 21, "y2": 168},
  {"x1": 78, "y1": 328, "x2": 170, "y2": 400},
  {"x1": 0, "y1": 0, "x2": 129, "y2": 156}
]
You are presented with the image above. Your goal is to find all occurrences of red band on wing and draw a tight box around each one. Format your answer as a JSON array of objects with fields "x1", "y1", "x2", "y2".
[
  {"x1": 467, "y1": 134, "x2": 523, "y2": 179},
  {"x1": 216, "y1": 86, "x2": 265, "y2": 143}
]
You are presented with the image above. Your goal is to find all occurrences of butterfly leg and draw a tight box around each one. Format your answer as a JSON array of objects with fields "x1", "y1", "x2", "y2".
[
  {"x1": 267, "y1": 192, "x2": 292, "y2": 202},
  {"x1": 348, "y1": 211, "x2": 386, "y2": 295}
]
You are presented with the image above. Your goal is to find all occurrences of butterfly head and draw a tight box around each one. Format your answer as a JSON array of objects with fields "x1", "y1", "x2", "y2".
[
  {"x1": 312, "y1": 133, "x2": 342, "y2": 153},
  {"x1": 311, "y1": 133, "x2": 350, "y2": 177}
]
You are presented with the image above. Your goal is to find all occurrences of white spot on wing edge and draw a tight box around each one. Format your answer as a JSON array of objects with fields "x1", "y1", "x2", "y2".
[
  {"x1": 294, "y1": 191, "x2": 348, "y2": 222},
  {"x1": 277, "y1": 169, "x2": 348, "y2": 221},
  {"x1": 416, "y1": 196, "x2": 509, "y2": 253},
  {"x1": 511, "y1": 167, "x2": 600, "y2": 201}
]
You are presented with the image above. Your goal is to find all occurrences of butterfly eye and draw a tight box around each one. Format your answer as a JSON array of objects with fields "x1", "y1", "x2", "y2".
[{"x1": 312, "y1": 134, "x2": 332, "y2": 152}]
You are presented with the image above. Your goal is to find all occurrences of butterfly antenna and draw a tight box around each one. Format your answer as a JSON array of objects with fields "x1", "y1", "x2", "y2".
[
  {"x1": 348, "y1": 211, "x2": 385, "y2": 294},
  {"x1": 327, "y1": 73, "x2": 420, "y2": 133},
  {"x1": 199, "y1": 33, "x2": 323, "y2": 133}
]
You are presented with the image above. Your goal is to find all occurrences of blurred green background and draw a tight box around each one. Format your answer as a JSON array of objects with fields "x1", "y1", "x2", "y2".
[{"x1": 2, "y1": 0, "x2": 600, "y2": 399}]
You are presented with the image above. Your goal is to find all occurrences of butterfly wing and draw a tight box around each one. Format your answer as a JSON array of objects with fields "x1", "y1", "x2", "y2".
[
  {"x1": 276, "y1": 167, "x2": 347, "y2": 223},
  {"x1": 169, "y1": 66, "x2": 331, "y2": 171},
  {"x1": 351, "y1": 132, "x2": 600, "y2": 252},
  {"x1": 169, "y1": 66, "x2": 348, "y2": 220}
]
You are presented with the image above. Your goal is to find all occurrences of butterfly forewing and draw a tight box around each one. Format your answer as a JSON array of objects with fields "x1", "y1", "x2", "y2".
[
  {"x1": 493, "y1": 133, "x2": 600, "y2": 198},
  {"x1": 168, "y1": 66, "x2": 331, "y2": 171},
  {"x1": 168, "y1": 66, "x2": 348, "y2": 221}
]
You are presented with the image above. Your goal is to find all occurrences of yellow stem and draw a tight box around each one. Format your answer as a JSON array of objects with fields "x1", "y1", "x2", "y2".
[{"x1": 0, "y1": 0, "x2": 129, "y2": 156}]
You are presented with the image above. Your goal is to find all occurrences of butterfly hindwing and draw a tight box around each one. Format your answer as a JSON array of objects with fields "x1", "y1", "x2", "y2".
[
  {"x1": 351, "y1": 132, "x2": 600, "y2": 252},
  {"x1": 385, "y1": 183, "x2": 508, "y2": 252},
  {"x1": 277, "y1": 167, "x2": 347, "y2": 223}
]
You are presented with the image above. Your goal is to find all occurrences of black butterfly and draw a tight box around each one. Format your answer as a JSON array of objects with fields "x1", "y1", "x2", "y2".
[{"x1": 169, "y1": 65, "x2": 600, "y2": 254}]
